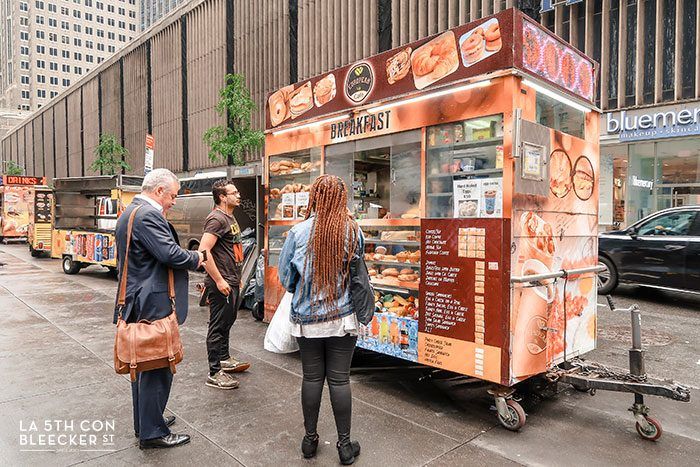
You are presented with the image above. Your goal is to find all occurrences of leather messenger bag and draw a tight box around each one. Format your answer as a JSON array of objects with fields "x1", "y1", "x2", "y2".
[{"x1": 114, "y1": 206, "x2": 184, "y2": 382}]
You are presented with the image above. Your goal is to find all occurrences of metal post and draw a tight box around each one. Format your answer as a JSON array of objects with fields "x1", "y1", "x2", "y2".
[{"x1": 629, "y1": 304, "x2": 645, "y2": 376}]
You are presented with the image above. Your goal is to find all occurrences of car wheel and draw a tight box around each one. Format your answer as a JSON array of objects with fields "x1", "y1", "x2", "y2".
[{"x1": 597, "y1": 256, "x2": 618, "y2": 295}]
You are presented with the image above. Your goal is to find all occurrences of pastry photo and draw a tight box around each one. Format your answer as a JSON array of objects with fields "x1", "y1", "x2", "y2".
[
  {"x1": 288, "y1": 81, "x2": 313, "y2": 118},
  {"x1": 386, "y1": 47, "x2": 412, "y2": 84},
  {"x1": 411, "y1": 30, "x2": 459, "y2": 90},
  {"x1": 549, "y1": 149, "x2": 573, "y2": 198},
  {"x1": 459, "y1": 18, "x2": 502, "y2": 68},
  {"x1": 313, "y1": 73, "x2": 336, "y2": 107},
  {"x1": 573, "y1": 155, "x2": 595, "y2": 201},
  {"x1": 268, "y1": 84, "x2": 293, "y2": 127}
]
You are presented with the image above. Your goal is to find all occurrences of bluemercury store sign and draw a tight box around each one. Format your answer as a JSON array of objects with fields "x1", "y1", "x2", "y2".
[{"x1": 605, "y1": 103, "x2": 700, "y2": 142}]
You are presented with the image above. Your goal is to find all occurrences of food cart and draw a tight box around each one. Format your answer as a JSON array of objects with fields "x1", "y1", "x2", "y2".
[
  {"x1": 27, "y1": 185, "x2": 54, "y2": 256},
  {"x1": 262, "y1": 9, "x2": 688, "y2": 435},
  {"x1": 0, "y1": 175, "x2": 47, "y2": 244},
  {"x1": 51, "y1": 175, "x2": 142, "y2": 274}
]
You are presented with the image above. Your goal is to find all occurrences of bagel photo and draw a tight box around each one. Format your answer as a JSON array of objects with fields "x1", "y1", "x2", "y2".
[{"x1": 459, "y1": 19, "x2": 502, "y2": 68}]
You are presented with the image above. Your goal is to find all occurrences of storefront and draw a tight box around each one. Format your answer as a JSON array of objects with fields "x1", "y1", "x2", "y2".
[{"x1": 599, "y1": 102, "x2": 700, "y2": 229}]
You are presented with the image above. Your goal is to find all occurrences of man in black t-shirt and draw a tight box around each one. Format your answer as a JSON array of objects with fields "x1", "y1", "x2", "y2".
[{"x1": 199, "y1": 179, "x2": 251, "y2": 389}]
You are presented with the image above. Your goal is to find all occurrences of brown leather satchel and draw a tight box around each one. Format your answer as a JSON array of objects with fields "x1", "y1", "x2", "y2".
[{"x1": 114, "y1": 206, "x2": 184, "y2": 382}]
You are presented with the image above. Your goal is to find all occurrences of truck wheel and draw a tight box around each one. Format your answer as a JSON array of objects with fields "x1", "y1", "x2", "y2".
[
  {"x1": 62, "y1": 256, "x2": 81, "y2": 275},
  {"x1": 30, "y1": 245, "x2": 41, "y2": 257}
]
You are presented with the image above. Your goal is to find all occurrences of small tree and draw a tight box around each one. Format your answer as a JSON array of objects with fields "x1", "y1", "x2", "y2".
[
  {"x1": 90, "y1": 133, "x2": 131, "y2": 175},
  {"x1": 203, "y1": 73, "x2": 264, "y2": 166},
  {"x1": 4, "y1": 161, "x2": 23, "y2": 175}
]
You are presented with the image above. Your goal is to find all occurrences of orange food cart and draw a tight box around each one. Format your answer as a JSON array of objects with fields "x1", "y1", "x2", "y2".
[
  {"x1": 263, "y1": 9, "x2": 601, "y2": 430},
  {"x1": 0, "y1": 175, "x2": 47, "y2": 243}
]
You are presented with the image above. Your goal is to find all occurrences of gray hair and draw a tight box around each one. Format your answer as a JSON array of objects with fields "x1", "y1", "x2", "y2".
[{"x1": 141, "y1": 168, "x2": 179, "y2": 193}]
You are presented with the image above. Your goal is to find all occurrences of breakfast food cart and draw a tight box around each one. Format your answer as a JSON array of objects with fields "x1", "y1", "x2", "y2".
[
  {"x1": 0, "y1": 175, "x2": 48, "y2": 243},
  {"x1": 263, "y1": 9, "x2": 683, "y2": 435},
  {"x1": 51, "y1": 175, "x2": 142, "y2": 274}
]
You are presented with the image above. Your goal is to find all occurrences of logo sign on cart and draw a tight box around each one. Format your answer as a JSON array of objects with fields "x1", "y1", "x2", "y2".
[
  {"x1": 345, "y1": 62, "x2": 375, "y2": 104},
  {"x1": 144, "y1": 134, "x2": 155, "y2": 175}
]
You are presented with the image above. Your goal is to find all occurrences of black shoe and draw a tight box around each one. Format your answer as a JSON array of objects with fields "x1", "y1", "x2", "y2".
[
  {"x1": 139, "y1": 433, "x2": 191, "y2": 449},
  {"x1": 301, "y1": 433, "x2": 319, "y2": 459},
  {"x1": 135, "y1": 415, "x2": 176, "y2": 438},
  {"x1": 337, "y1": 440, "x2": 361, "y2": 465}
]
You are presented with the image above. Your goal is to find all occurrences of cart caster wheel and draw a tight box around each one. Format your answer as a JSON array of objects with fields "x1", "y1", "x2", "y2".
[
  {"x1": 497, "y1": 399, "x2": 526, "y2": 431},
  {"x1": 636, "y1": 416, "x2": 662, "y2": 441},
  {"x1": 251, "y1": 301, "x2": 264, "y2": 321}
]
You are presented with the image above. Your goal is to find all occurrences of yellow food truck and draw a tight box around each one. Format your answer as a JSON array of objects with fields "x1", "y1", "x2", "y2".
[{"x1": 0, "y1": 175, "x2": 47, "y2": 244}]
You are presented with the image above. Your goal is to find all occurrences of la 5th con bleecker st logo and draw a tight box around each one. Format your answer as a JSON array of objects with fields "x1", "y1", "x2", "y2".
[{"x1": 19, "y1": 419, "x2": 116, "y2": 450}]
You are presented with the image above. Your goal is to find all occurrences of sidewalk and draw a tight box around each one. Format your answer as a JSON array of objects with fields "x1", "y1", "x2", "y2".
[{"x1": 0, "y1": 244, "x2": 698, "y2": 466}]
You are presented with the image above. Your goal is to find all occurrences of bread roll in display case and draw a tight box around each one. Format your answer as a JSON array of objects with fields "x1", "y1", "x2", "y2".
[{"x1": 263, "y1": 8, "x2": 601, "y2": 427}]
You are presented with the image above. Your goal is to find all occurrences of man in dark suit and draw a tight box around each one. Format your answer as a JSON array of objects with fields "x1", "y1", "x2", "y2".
[{"x1": 114, "y1": 168, "x2": 204, "y2": 449}]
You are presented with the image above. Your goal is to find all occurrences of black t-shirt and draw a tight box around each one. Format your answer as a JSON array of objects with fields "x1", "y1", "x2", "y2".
[{"x1": 203, "y1": 209, "x2": 244, "y2": 286}]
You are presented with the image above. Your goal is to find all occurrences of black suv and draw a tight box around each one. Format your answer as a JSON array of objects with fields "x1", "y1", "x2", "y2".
[{"x1": 598, "y1": 206, "x2": 700, "y2": 295}]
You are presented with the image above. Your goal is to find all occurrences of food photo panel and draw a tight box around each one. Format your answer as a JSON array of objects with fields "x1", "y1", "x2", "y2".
[{"x1": 459, "y1": 18, "x2": 503, "y2": 68}]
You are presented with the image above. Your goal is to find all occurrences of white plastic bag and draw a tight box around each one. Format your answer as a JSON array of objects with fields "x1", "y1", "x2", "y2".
[{"x1": 264, "y1": 292, "x2": 299, "y2": 353}]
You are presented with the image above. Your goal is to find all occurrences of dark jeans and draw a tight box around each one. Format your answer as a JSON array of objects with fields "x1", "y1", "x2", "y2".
[
  {"x1": 206, "y1": 286, "x2": 240, "y2": 375},
  {"x1": 296, "y1": 335, "x2": 357, "y2": 441}
]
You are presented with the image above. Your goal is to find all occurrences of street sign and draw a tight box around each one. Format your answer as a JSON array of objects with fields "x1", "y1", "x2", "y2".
[
  {"x1": 144, "y1": 134, "x2": 154, "y2": 175},
  {"x1": 541, "y1": 0, "x2": 583, "y2": 13}
]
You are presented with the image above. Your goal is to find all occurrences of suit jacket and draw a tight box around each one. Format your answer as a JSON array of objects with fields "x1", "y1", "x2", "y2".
[{"x1": 113, "y1": 197, "x2": 200, "y2": 325}]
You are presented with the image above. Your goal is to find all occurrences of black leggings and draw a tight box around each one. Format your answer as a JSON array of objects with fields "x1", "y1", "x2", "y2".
[{"x1": 296, "y1": 335, "x2": 357, "y2": 441}]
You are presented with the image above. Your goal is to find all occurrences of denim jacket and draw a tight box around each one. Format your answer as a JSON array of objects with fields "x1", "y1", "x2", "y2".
[{"x1": 278, "y1": 217, "x2": 364, "y2": 325}]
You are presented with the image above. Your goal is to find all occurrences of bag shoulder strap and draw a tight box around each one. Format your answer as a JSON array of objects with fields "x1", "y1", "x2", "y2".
[{"x1": 117, "y1": 205, "x2": 175, "y2": 309}]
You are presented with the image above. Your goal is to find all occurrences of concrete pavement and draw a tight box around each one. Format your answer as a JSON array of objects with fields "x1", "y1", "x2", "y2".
[{"x1": 0, "y1": 244, "x2": 698, "y2": 466}]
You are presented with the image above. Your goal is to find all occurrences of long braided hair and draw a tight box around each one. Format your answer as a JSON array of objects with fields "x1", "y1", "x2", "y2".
[{"x1": 302, "y1": 175, "x2": 359, "y2": 318}]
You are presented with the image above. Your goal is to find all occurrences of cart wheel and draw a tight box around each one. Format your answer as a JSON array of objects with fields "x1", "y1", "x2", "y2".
[
  {"x1": 497, "y1": 399, "x2": 526, "y2": 431},
  {"x1": 636, "y1": 416, "x2": 662, "y2": 441},
  {"x1": 107, "y1": 267, "x2": 118, "y2": 277},
  {"x1": 251, "y1": 301, "x2": 264, "y2": 321},
  {"x1": 30, "y1": 246, "x2": 41, "y2": 258},
  {"x1": 62, "y1": 256, "x2": 81, "y2": 275}
]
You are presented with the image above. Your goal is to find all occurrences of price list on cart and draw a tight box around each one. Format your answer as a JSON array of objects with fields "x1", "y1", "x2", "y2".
[{"x1": 422, "y1": 228, "x2": 472, "y2": 336}]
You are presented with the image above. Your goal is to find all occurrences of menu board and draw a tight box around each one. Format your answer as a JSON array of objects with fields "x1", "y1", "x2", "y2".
[
  {"x1": 418, "y1": 218, "x2": 506, "y2": 384},
  {"x1": 34, "y1": 191, "x2": 52, "y2": 223}
]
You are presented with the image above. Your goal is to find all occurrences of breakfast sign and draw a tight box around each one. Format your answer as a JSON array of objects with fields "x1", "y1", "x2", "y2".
[{"x1": 265, "y1": 9, "x2": 596, "y2": 130}]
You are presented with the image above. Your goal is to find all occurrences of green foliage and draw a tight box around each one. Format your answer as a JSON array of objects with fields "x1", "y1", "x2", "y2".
[
  {"x1": 90, "y1": 133, "x2": 131, "y2": 175},
  {"x1": 4, "y1": 160, "x2": 23, "y2": 175},
  {"x1": 203, "y1": 73, "x2": 264, "y2": 165}
]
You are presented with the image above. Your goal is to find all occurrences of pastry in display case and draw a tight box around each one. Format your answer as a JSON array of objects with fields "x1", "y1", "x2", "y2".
[
  {"x1": 426, "y1": 115, "x2": 504, "y2": 218},
  {"x1": 362, "y1": 225, "x2": 421, "y2": 291},
  {"x1": 268, "y1": 148, "x2": 321, "y2": 220}
]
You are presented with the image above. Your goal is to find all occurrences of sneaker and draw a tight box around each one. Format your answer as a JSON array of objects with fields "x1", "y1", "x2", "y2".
[
  {"x1": 205, "y1": 370, "x2": 240, "y2": 390},
  {"x1": 220, "y1": 357, "x2": 251, "y2": 373}
]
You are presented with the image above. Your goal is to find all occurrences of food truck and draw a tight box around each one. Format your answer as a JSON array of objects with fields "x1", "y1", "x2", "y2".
[
  {"x1": 264, "y1": 9, "x2": 607, "y2": 429},
  {"x1": 27, "y1": 185, "x2": 54, "y2": 256},
  {"x1": 51, "y1": 175, "x2": 142, "y2": 274},
  {"x1": 0, "y1": 175, "x2": 47, "y2": 243}
]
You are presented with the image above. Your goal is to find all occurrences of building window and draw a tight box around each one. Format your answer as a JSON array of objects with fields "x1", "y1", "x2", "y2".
[
  {"x1": 107, "y1": 18, "x2": 114, "y2": 26},
  {"x1": 107, "y1": 4, "x2": 114, "y2": 13},
  {"x1": 85, "y1": 12, "x2": 92, "y2": 20},
  {"x1": 36, "y1": 30, "x2": 45, "y2": 39},
  {"x1": 36, "y1": 15, "x2": 45, "y2": 25},
  {"x1": 20, "y1": 46, "x2": 29, "y2": 55},
  {"x1": 97, "y1": 15, "x2": 104, "y2": 23},
  {"x1": 20, "y1": 2, "x2": 29, "y2": 12},
  {"x1": 74, "y1": 66, "x2": 82, "y2": 75},
  {"x1": 108, "y1": 31, "x2": 115, "y2": 40},
  {"x1": 61, "y1": 21, "x2": 69, "y2": 30},
  {"x1": 129, "y1": 24, "x2": 135, "y2": 32},
  {"x1": 21, "y1": 90, "x2": 30, "y2": 99},
  {"x1": 35, "y1": 1, "x2": 45, "y2": 9},
  {"x1": 97, "y1": 57, "x2": 103, "y2": 63},
  {"x1": 96, "y1": 1, "x2": 103, "y2": 10},
  {"x1": 49, "y1": 62, "x2": 58, "y2": 70},
  {"x1": 37, "y1": 75, "x2": 45, "y2": 83},
  {"x1": 108, "y1": 45, "x2": 115, "y2": 53},
  {"x1": 62, "y1": 78, "x2": 70, "y2": 86},
  {"x1": 20, "y1": 32, "x2": 29, "y2": 41},
  {"x1": 48, "y1": 3, "x2": 56, "y2": 13},
  {"x1": 20, "y1": 16, "x2": 29, "y2": 26},
  {"x1": 36, "y1": 59, "x2": 46, "y2": 68},
  {"x1": 129, "y1": 10, "x2": 135, "y2": 19},
  {"x1": 85, "y1": 0, "x2": 92, "y2": 6},
  {"x1": 118, "y1": 34, "x2": 125, "y2": 42},
  {"x1": 97, "y1": 43, "x2": 104, "y2": 51},
  {"x1": 48, "y1": 18, "x2": 57, "y2": 27},
  {"x1": 49, "y1": 47, "x2": 57, "y2": 56},
  {"x1": 86, "y1": 54, "x2": 93, "y2": 62},
  {"x1": 118, "y1": 20, "x2": 125, "y2": 29},
  {"x1": 20, "y1": 75, "x2": 30, "y2": 84},
  {"x1": 73, "y1": 52, "x2": 82, "y2": 60},
  {"x1": 50, "y1": 91, "x2": 58, "y2": 98},
  {"x1": 62, "y1": 50, "x2": 69, "y2": 58},
  {"x1": 62, "y1": 64, "x2": 69, "y2": 72},
  {"x1": 50, "y1": 76, "x2": 58, "y2": 85},
  {"x1": 48, "y1": 32, "x2": 57, "y2": 41},
  {"x1": 61, "y1": 6, "x2": 69, "y2": 15},
  {"x1": 73, "y1": 10, "x2": 81, "y2": 19},
  {"x1": 20, "y1": 61, "x2": 30, "y2": 70},
  {"x1": 62, "y1": 35, "x2": 69, "y2": 44},
  {"x1": 36, "y1": 45, "x2": 45, "y2": 54},
  {"x1": 86, "y1": 41, "x2": 93, "y2": 48},
  {"x1": 73, "y1": 24, "x2": 81, "y2": 32},
  {"x1": 73, "y1": 38, "x2": 81, "y2": 46},
  {"x1": 85, "y1": 27, "x2": 93, "y2": 35}
]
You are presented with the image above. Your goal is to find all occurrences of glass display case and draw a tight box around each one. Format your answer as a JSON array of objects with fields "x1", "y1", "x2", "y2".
[
  {"x1": 325, "y1": 131, "x2": 421, "y2": 220},
  {"x1": 426, "y1": 115, "x2": 504, "y2": 218},
  {"x1": 268, "y1": 148, "x2": 322, "y2": 221}
]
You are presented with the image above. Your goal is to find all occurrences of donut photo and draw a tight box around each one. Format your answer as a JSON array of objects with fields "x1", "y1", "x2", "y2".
[
  {"x1": 522, "y1": 24, "x2": 542, "y2": 71},
  {"x1": 268, "y1": 85, "x2": 293, "y2": 127},
  {"x1": 577, "y1": 61, "x2": 593, "y2": 100},
  {"x1": 560, "y1": 51, "x2": 577, "y2": 90},
  {"x1": 542, "y1": 40, "x2": 561, "y2": 81},
  {"x1": 459, "y1": 19, "x2": 502, "y2": 68},
  {"x1": 411, "y1": 30, "x2": 459, "y2": 90},
  {"x1": 313, "y1": 73, "x2": 336, "y2": 107}
]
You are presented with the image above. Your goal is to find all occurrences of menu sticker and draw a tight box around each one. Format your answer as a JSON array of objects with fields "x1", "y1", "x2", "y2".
[
  {"x1": 522, "y1": 142, "x2": 545, "y2": 180},
  {"x1": 480, "y1": 178, "x2": 503, "y2": 218},
  {"x1": 281, "y1": 193, "x2": 296, "y2": 220},
  {"x1": 453, "y1": 180, "x2": 481, "y2": 218},
  {"x1": 295, "y1": 192, "x2": 309, "y2": 219}
]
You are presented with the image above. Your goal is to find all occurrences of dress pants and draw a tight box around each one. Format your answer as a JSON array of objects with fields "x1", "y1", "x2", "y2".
[
  {"x1": 131, "y1": 367, "x2": 173, "y2": 441},
  {"x1": 206, "y1": 286, "x2": 240, "y2": 375}
]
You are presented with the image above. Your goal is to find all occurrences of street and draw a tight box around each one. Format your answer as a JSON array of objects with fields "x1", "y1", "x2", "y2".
[{"x1": 0, "y1": 243, "x2": 698, "y2": 466}]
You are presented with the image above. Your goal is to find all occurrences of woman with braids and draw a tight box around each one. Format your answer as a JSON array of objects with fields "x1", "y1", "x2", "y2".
[{"x1": 278, "y1": 175, "x2": 364, "y2": 465}]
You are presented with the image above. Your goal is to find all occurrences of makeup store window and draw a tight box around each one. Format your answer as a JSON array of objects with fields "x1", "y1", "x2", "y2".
[
  {"x1": 425, "y1": 115, "x2": 504, "y2": 218},
  {"x1": 536, "y1": 91, "x2": 585, "y2": 139},
  {"x1": 655, "y1": 138, "x2": 700, "y2": 210},
  {"x1": 626, "y1": 143, "x2": 655, "y2": 223},
  {"x1": 324, "y1": 130, "x2": 421, "y2": 220}
]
